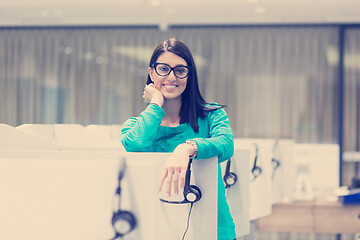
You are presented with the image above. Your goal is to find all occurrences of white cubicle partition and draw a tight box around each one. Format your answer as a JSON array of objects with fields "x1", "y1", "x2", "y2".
[
  {"x1": 0, "y1": 124, "x2": 58, "y2": 151},
  {"x1": 0, "y1": 151, "x2": 217, "y2": 240},
  {"x1": 234, "y1": 138, "x2": 272, "y2": 221},
  {"x1": 292, "y1": 143, "x2": 340, "y2": 199},
  {"x1": 16, "y1": 124, "x2": 56, "y2": 143},
  {"x1": 85, "y1": 124, "x2": 112, "y2": 138},
  {"x1": 17, "y1": 124, "x2": 125, "y2": 152},
  {"x1": 86, "y1": 124, "x2": 123, "y2": 142},
  {"x1": 0, "y1": 152, "x2": 118, "y2": 240},
  {"x1": 221, "y1": 149, "x2": 250, "y2": 237},
  {"x1": 110, "y1": 125, "x2": 123, "y2": 141},
  {"x1": 271, "y1": 139, "x2": 294, "y2": 203}
]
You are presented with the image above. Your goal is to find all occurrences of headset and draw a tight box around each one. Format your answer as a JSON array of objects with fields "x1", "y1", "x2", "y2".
[
  {"x1": 111, "y1": 160, "x2": 137, "y2": 240},
  {"x1": 250, "y1": 143, "x2": 262, "y2": 182},
  {"x1": 160, "y1": 159, "x2": 202, "y2": 204},
  {"x1": 223, "y1": 158, "x2": 238, "y2": 189},
  {"x1": 271, "y1": 139, "x2": 281, "y2": 180},
  {"x1": 160, "y1": 158, "x2": 201, "y2": 240}
]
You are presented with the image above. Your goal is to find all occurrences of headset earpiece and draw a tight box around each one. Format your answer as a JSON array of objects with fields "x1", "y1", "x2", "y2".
[
  {"x1": 184, "y1": 185, "x2": 202, "y2": 203},
  {"x1": 112, "y1": 210, "x2": 137, "y2": 237},
  {"x1": 224, "y1": 172, "x2": 238, "y2": 188},
  {"x1": 223, "y1": 158, "x2": 238, "y2": 188}
]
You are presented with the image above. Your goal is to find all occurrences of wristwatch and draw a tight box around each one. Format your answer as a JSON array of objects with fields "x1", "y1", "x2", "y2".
[{"x1": 185, "y1": 140, "x2": 198, "y2": 159}]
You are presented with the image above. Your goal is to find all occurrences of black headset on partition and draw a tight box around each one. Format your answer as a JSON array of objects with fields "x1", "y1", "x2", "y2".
[
  {"x1": 111, "y1": 160, "x2": 137, "y2": 240},
  {"x1": 160, "y1": 158, "x2": 202, "y2": 204},
  {"x1": 251, "y1": 143, "x2": 262, "y2": 182},
  {"x1": 271, "y1": 139, "x2": 281, "y2": 180},
  {"x1": 223, "y1": 158, "x2": 238, "y2": 189}
]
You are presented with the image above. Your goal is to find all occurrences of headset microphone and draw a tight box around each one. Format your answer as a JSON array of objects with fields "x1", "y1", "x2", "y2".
[
  {"x1": 111, "y1": 160, "x2": 137, "y2": 240},
  {"x1": 223, "y1": 158, "x2": 238, "y2": 189},
  {"x1": 160, "y1": 159, "x2": 202, "y2": 204}
]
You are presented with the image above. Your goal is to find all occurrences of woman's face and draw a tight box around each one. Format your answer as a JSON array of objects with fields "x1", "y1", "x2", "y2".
[{"x1": 148, "y1": 51, "x2": 188, "y2": 101}]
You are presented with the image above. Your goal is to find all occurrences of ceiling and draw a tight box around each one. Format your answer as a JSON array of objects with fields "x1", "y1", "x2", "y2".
[{"x1": 1, "y1": 0, "x2": 360, "y2": 27}]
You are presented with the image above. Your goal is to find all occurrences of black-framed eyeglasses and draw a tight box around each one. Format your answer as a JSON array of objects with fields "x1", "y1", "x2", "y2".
[{"x1": 152, "y1": 62, "x2": 191, "y2": 79}]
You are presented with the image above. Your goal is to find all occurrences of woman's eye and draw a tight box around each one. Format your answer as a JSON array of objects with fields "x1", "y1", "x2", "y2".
[
  {"x1": 176, "y1": 68, "x2": 186, "y2": 74},
  {"x1": 159, "y1": 66, "x2": 169, "y2": 72}
]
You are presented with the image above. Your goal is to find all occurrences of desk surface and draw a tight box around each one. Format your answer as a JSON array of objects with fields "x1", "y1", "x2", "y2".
[{"x1": 257, "y1": 198, "x2": 360, "y2": 234}]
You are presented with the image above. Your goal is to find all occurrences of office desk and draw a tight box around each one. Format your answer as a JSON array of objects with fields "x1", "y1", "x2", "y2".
[{"x1": 257, "y1": 199, "x2": 360, "y2": 234}]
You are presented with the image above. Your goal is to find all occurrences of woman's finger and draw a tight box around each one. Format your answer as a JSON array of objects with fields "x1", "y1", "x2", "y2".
[
  {"x1": 179, "y1": 166, "x2": 187, "y2": 189},
  {"x1": 164, "y1": 171, "x2": 174, "y2": 197},
  {"x1": 172, "y1": 169, "x2": 180, "y2": 195},
  {"x1": 158, "y1": 168, "x2": 168, "y2": 192}
]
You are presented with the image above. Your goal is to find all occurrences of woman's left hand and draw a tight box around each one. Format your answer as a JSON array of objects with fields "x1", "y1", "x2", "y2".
[{"x1": 158, "y1": 143, "x2": 195, "y2": 196}]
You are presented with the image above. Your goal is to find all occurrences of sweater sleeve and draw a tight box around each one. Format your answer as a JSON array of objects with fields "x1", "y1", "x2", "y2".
[
  {"x1": 120, "y1": 104, "x2": 165, "y2": 152},
  {"x1": 190, "y1": 107, "x2": 234, "y2": 163}
]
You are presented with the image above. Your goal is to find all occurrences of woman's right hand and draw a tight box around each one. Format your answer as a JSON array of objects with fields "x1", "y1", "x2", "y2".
[
  {"x1": 143, "y1": 83, "x2": 164, "y2": 107},
  {"x1": 158, "y1": 143, "x2": 195, "y2": 197}
]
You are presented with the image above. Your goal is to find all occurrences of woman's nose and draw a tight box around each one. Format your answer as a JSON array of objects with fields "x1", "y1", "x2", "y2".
[{"x1": 167, "y1": 69, "x2": 177, "y2": 80}]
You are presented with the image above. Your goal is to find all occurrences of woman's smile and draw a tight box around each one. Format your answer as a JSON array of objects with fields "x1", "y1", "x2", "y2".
[{"x1": 162, "y1": 83, "x2": 178, "y2": 91}]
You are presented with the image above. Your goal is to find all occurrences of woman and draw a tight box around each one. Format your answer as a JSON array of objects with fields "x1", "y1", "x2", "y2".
[{"x1": 120, "y1": 38, "x2": 236, "y2": 240}]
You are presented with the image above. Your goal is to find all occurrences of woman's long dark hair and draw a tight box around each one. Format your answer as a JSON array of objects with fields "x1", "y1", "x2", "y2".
[{"x1": 147, "y1": 38, "x2": 224, "y2": 133}]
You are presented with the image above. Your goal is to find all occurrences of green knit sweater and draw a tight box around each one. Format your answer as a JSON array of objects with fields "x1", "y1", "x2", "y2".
[{"x1": 120, "y1": 103, "x2": 236, "y2": 240}]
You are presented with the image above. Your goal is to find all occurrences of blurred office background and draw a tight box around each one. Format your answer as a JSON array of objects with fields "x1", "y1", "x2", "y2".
[{"x1": 0, "y1": 0, "x2": 360, "y2": 239}]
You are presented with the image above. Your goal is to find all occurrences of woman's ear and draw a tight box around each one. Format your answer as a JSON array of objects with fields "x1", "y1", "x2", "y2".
[{"x1": 148, "y1": 67, "x2": 155, "y2": 81}]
